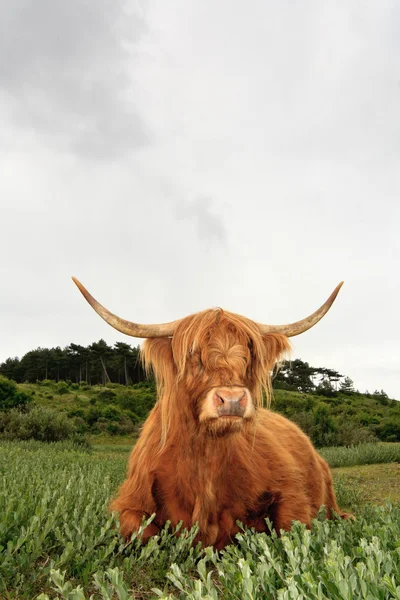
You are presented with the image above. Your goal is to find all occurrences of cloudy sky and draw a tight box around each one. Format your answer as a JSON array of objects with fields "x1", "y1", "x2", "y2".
[{"x1": 1, "y1": 1, "x2": 399, "y2": 397}]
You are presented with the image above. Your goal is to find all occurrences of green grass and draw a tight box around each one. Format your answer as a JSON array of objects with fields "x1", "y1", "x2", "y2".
[
  {"x1": 319, "y1": 442, "x2": 400, "y2": 468},
  {"x1": 333, "y1": 463, "x2": 400, "y2": 506},
  {"x1": 92, "y1": 440, "x2": 400, "y2": 468},
  {"x1": 1, "y1": 440, "x2": 400, "y2": 599}
]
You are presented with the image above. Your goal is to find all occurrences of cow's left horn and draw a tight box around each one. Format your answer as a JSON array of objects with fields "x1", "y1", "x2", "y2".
[
  {"x1": 72, "y1": 277, "x2": 183, "y2": 338},
  {"x1": 257, "y1": 282, "x2": 344, "y2": 337}
]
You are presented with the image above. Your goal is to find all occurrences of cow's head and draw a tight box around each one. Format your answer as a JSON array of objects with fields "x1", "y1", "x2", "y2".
[
  {"x1": 72, "y1": 277, "x2": 343, "y2": 440},
  {"x1": 142, "y1": 309, "x2": 292, "y2": 437}
]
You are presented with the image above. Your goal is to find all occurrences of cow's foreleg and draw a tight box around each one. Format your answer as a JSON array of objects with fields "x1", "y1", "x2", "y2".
[{"x1": 110, "y1": 471, "x2": 159, "y2": 541}]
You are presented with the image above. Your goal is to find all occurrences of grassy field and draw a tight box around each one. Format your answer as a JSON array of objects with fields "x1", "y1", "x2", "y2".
[
  {"x1": 334, "y1": 463, "x2": 400, "y2": 506},
  {"x1": 1, "y1": 440, "x2": 400, "y2": 599}
]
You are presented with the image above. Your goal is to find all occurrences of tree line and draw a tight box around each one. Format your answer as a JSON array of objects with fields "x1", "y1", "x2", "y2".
[
  {"x1": 0, "y1": 343, "x2": 392, "y2": 401},
  {"x1": 0, "y1": 341, "x2": 145, "y2": 386}
]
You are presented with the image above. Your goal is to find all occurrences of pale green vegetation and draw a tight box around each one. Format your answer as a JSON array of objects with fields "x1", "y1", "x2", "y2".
[
  {"x1": 1, "y1": 440, "x2": 400, "y2": 599},
  {"x1": 319, "y1": 442, "x2": 400, "y2": 468}
]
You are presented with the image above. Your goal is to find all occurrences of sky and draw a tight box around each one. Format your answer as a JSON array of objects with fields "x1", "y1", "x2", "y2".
[{"x1": 1, "y1": 1, "x2": 399, "y2": 398}]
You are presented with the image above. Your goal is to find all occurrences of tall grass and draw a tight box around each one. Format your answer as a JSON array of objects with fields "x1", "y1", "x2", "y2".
[{"x1": 320, "y1": 442, "x2": 400, "y2": 468}]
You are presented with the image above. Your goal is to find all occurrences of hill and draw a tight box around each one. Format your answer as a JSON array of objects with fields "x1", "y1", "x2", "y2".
[{"x1": 4, "y1": 378, "x2": 399, "y2": 447}]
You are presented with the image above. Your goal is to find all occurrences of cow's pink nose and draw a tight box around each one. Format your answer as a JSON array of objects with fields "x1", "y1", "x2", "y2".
[{"x1": 213, "y1": 389, "x2": 247, "y2": 416}]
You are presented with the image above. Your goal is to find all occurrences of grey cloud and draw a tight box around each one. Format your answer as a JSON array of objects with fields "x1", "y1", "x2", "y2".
[
  {"x1": 0, "y1": 0, "x2": 149, "y2": 158},
  {"x1": 176, "y1": 197, "x2": 226, "y2": 245},
  {"x1": 0, "y1": 1, "x2": 399, "y2": 399}
]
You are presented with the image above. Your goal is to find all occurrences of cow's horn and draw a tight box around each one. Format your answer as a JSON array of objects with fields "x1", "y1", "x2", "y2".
[
  {"x1": 72, "y1": 277, "x2": 183, "y2": 338},
  {"x1": 257, "y1": 282, "x2": 344, "y2": 337}
]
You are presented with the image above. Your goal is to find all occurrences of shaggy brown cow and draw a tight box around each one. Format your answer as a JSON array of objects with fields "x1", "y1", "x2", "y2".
[{"x1": 73, "y1": 278, "x2": 348, "y2": 549}]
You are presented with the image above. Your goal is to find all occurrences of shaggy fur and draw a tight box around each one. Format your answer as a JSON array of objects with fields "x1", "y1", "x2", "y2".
[{"x1": 111, "y1": 308, "x2": 347, "y2": 549}]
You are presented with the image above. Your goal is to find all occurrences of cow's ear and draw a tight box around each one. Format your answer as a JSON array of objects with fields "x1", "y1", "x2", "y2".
[
  {"x1": 141, "y1": 338, "x2": 175, "y2": 387},
  {"x1": 262, "y1": 334, "x2": 291, "y2": 366},
  {"x1": 141, "y1": 338, "x2": 179, "y2": 446}
]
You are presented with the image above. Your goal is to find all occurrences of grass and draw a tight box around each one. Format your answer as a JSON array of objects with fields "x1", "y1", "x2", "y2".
[
  {"x1": 319, "y1": 442, "x2": 400, "y2": 468},
  {"x1": 91, "y1": 439, "x2": 400, "y2": 469},
  {"x1": 333, "y1": 463, "x2": 400, "y2": 506},
  {"x1": 88, "y1": 434, "x2": 137, "y2": 447},
  {"x1": 1, "y1": 440, "x2": 400, "y2": 599}
]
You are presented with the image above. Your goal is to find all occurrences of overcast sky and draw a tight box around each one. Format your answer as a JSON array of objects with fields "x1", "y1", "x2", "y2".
[{"x1": 1, "y1": 1, "x2": 399, "y2": 398}]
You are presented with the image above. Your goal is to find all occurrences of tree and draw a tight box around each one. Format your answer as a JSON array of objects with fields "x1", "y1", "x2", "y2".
[
  {"x1": 0, "y1": 357, "x2": 22, "y2": 382},
  {"x1": 67, "y1": 344, "x2": 87, "y2": 382},
  {"x1": 114, "y1": 342, "x2": 132, "y2": 385},
  {"x1": 316, "y1": 379, "x2": 337, "y2": 398},
  {"x1": 90, "y1": 340, "x2": 112, "y2": 385},
  {"x1": 339, "y1": 377, "x2": 355, "y2": 394},
  {"x1": 274, "y1": 359, "x2": 316, "y2": 392}
]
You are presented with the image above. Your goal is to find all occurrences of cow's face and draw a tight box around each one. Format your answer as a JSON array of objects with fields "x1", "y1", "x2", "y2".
[
  {"x1": 169, "y1": 310, "x2": 290, "y2": 436},
  {"x1": 142, "y1": 310, "x2": 290, "y2": 439},
  {"x1": 184, "y1": 324, "x2": 257, "y2": 435}
]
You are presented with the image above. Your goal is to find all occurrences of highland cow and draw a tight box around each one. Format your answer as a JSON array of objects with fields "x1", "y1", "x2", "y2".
[{"x1": 73, "y1": 277, "x2": 349, "y2": 549}]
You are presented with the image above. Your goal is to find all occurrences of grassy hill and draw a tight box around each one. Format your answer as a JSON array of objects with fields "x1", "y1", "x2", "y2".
[{"x1": 12, "y1": 379, "x2": 400, "y2": 447}]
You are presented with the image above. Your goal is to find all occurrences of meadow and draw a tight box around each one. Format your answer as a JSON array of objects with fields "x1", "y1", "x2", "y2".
[{"x1": 1, "y1": 439, "x2": 400, "y2": 599}]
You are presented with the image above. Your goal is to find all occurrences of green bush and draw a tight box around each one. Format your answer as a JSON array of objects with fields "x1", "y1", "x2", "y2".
[
  {"x1": 290, "y1": 405, "x2": 378, "y2": 448},
  {"x1": 95, "y1": 388, "x2": 117, "y2": 403},
  {"x1": 334, "y1": 421, "x2": 377, "y2": 446},
  {"x1": 0, "y1": 405, "x2": 79, "y2": 442},
  {"x1": 116, "y1": 388, "x2": 155, "y2": 418},
  {"x1": 290, "y1": 410, "x2": 314, "y2": 437},
  {"x1": 56, "y1": 381, "x2": 70, "y2": 395},
  {"x1": 376, "y1": 422, "x2": 400, "y2": 442},
  {"x1": 39, "y1": 379, "x2": 55, "y2": 387},
  {"x1": 0, "y1": 375, "x2": 32, "y2": 410},
  {"x1": 67, "y1": 408, "x2": 86, "y2": 420}
]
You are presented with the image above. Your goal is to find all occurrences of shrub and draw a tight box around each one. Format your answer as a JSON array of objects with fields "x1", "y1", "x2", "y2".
[
  {"x1": 105, "y1": 415, "x2": 135, "y2": 435},
  {"x1": 311, "y1": 402, "x2": 337, "y2": 447},
  {"x1": 375, "y1": 422, "x2": 400, "y2": 442},
  {"x1": 291, "y1": 411, "x2": 314, "y2": 437},
  {"x1": 71, "y1": 416, "x2": 88, "y2": 434},
  {"x1": 67, "y1": 408, "x2": 86, "y2": 419},
  {"x1": 86, "y1": 406, "x2": 102, "y2": 426},
  {"x1": 0, "y1": 405, "x2": 79, "y2": 442},
  {"x1": 95, "y1": 388, "x2": 117, "y2": 403},
  {"x1": 56, "y1": 381, "x2": 69, "y2": 395},
  {"x1": 117, "y1": 388, "x2": 155, "y2": 418},
  {"x1": 101, "y1": 405, "x2": 122, "y2": 421},
  {"x1": 335, "y1": 421, "x2": 377, "y2": 446},
  {"x1": 40, "y1": 379, "x2": 55, "y2": 387},
  {"x1": 0, "y1": 375, "x2": 32, "y2": 410}
]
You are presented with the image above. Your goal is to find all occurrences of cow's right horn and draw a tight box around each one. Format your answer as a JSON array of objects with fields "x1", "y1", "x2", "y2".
[
  {"x1": 257, "y1": 282, "x2": 344, "y2": 337},
  {"x1": 72, "y1": 277, "x2": 182, "y2": 338}
]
